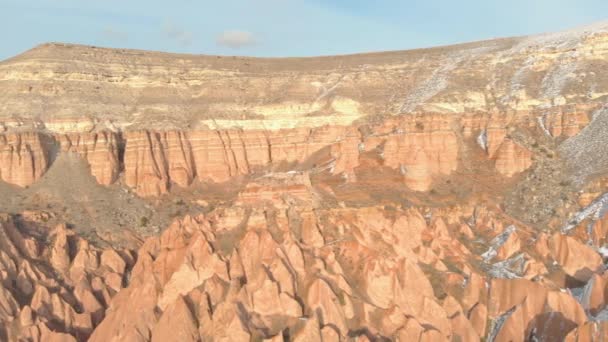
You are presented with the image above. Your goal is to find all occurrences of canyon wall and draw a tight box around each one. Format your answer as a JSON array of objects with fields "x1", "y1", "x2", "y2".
[
  {"x1": 1, "y1": 22, "x2": 608, "y2": 341},
  {"x1": 0, "y1": 110, "x2": 590, "y2": 196},
  {"x1": 0, "y1": 23, "x2": 606, "y2": 196},
  {"x1": 0, "y1": 116, "x2": 579, "y2": 195},
  {"x1": 0, "y1": 132, "x2": 50, "y2": 187}
]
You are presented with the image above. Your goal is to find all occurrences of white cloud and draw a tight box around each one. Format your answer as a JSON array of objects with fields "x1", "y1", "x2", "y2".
[
  {"x1": 216, "y1": 30, "x2": 256, "y2": 49},
  {"x1": 163, "y1": 22, "x2": 193, "y2": 46}
]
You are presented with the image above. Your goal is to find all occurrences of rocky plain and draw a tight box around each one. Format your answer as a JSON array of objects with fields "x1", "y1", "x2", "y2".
[{"x1": 1, "y1": 21, "x2": 608, "y2": 341}]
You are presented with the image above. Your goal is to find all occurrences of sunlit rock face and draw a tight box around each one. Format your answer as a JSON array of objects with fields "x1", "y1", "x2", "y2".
[
  {"x1": 1, "y1": 22, "x2": 608, "y2": 193},
  {"x1": 3, "y1": 193, "x2": 608, "y2": 341},
  {"x1": 1, "y1": 22, "x2": 608, "y2": 341},
  {"x1": 0, "y1": 132, "x2": 50, "y2": 187}
]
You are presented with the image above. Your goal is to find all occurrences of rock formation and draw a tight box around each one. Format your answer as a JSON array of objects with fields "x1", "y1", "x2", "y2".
[{"x1": 0, "y1": 21, "x2": 608, "y2": 341}]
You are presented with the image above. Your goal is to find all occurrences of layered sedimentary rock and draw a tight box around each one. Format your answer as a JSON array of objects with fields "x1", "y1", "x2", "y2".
[
  {"x1": 2, "y1": 22, "x2": 608, "y2": 127},
  {"x1": 1, "y1": 22, "x2": 608, "y2": 342},
  {"x1": 0, "y1": 132, "x2": 50, "y2": 187},
  {"x1": 123, "y1": 131, "x2": 170, "y2": 196},
  {"x1": 0, "y1": 131, "x2": 120, "y2": 188},
  {"x1": 57, "y1": 131, "x2": 120, "y2": 185},
  {"x1": 493, "y1": 139, "x2": 533, "y2": 177},
  {"x1": 0, "y1": 22, "x2": 607, "y2": 194},
  {"x1": 122, "y1": 118, "x2": 458, "y2": 196}
]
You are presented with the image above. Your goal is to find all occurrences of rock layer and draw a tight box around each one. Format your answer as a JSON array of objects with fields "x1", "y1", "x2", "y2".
[
  {"x1": 0, "y1": 132, "x2": 50, "y2": 187},
  {"x1": 1, "y1": 22, "x2": 608, "y2": 342}
]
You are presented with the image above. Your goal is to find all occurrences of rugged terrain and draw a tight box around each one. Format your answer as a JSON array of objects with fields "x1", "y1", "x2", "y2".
[{"x1": 1, "y1": 22, "x2": 608, "y2": 341}]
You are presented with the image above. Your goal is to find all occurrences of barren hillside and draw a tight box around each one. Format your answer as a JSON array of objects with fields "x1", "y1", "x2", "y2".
[{"x1": 1, "y1": 22, "x2": 608, "y2": 341}]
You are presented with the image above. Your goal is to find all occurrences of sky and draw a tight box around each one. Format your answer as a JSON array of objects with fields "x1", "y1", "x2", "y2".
[{"x1": 0, "y1": 0, "x2": 607, "y2": 60}]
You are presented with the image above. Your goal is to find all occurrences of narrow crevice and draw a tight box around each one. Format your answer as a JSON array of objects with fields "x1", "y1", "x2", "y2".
[
  {"x1": 40, "y1": 132, "x2": 60, "y2": 166},
  {"x1": 115, "y1": 130, "x2": 126, "y2": 173}
]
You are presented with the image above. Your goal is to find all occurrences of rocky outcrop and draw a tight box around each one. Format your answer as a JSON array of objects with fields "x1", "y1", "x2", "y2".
[
  {"x1": 1, "y1": 23, "x2": 608, "y2": 194},
  {"x1": 2, "y1": 181, "x2": 608, "y2": 340},
  {"x1": 0, "y1": 131, "x2": 121, "y2": 188},
  {"x1": 57, "y1": 131, "x2": 120, "y2": 185},
  {"x1": 123, "y1": 131, "x2": 170, "y2": 196},
  {"x1": 0, "y1": 132, "x2": 50, "y2": 187},
  {"x1": 0, "y1": 214, "x2": 134, "y2": 341},
  {"x1": 115, "y1": 113, "x2": 464, "y2": 195},
  {"x1": 493, "y1": 138, "x2": 533, "y2": 177},
  {"x1": 549, "y1": 233, "x2": 604, "y2": 281},
  {"x1": 356, "y1": 115, "x2": 459, "y2": 191},
  {"x1": 2, "y1": 22, "x2": 608, "y2": 341},
  {"x1": 3, "y1": 23, "x2": 608, "y2": 127}
]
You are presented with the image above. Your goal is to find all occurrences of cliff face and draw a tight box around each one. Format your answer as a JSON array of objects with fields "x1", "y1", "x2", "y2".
[
  {"x1": 1, "y1": 24, "x2": 606, "y2": 195},
  {"x1": 0, "y1": 120, "x2": 502, "y2": 196},
  {"x1": 57, "y1": 131, "x2": 120, "y2": 185},
  {"x1": 0, "y1": 131, "x2": 120, "y2": 188},
  {"x1": 0, "y1": 132, "x2": 50, "y2": 187},
  {"x1": 0, "y1": 110, "x2": 585, "y2": 196},
  {"x1": 1, "y1": 22, "x2": 608, "y2": 341}
]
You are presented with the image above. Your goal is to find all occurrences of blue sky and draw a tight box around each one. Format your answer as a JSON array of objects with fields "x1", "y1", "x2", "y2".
[{"x1": 1, "y1": 0, "x2": 607, "y2": 60}]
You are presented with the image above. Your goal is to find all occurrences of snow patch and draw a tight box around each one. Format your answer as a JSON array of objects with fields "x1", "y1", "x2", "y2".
[
  {"x1": 562, "y1": 192, "x2": 608, "y2": 233},
  {"x1": 488, "y1": 306, "x2": 517, "y2": 342},
  {"x1": 399, "y1": 46, "x2": 493, "y2": 113},
  {"x1": 541, "y1": 50, "x2": 579, "y2": 100},
  {"x1": 511, "y1": 20, "x2": 608, "y2": 54},
  {"x1": 537, "y1": 114, "x2": 552, "y2": 137},
  {"x1": 482, "y1": 225, "x2": 516, "y2": 262},
  {"x1": 477, "y1": 129, "x2": 488, "y2": 152},
  {"x1": 487, "y1": 253, "x2": 525, "y2": 279}
]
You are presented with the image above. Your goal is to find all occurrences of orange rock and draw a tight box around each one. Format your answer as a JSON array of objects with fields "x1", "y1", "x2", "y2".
[
  {"x1": 380, "y1": 120, "x2": 459, "y2": 191},
  {"x1": 0, "y1": 285, "x2": 19, "y2": 319},
  {"x1": 493, "y1": 139, "x2": 532, "y2": 177},
  {"x1": 0, "y1": 132, "x2": 49, "y2": 187},
  {"x1": 489, "y1": 278, "x2": 547, "y2": 318},
  {"x1": 151, "y1": 296, "x2": 199, "y2": 342},
  {"x1": 19, "y1": 305, "x2": 34, "y2": 326},
  {"x1": 468, "y1": 303, "x2": 488, "y2": 338},
  {"x1": 100, "y1": 249, "x2": 126, "y2": 275},
  {"x1": 50, "y1": 224, "x2": 71, "y2": 275},
  {"x1": 549, "y1": 233, "x2": 603, "y2": 281},
  {"x1": 293, "y1": 316, "x2": 322, "y2": 342},
  {"x1": 124, "y1": 130, "x2": 170, "y2": 196},
  {"x1": 580, "y1": 274, "x2": 606, "y2": 315},
  {"x1": 57, "y1": 131, "x2": 120, "y2": 185},
  {"x1": 307, "y1": 278, "x2": 347, "y2": 336},
  {"x1": 443, "y1": 296, "x2": 480, "y2": 342},
  {"x1": 396, "y1": 318, "x2": 424, "y2": 341},
  {"x1": 565, "y1": 321, "x2": 608, "y2": 341},
  {"x1": 495, "y1": 230, "x2": 521, "y2": 260},
  {"x1": 252, "y1": 277, "x2": 284, "y2": 316},
  {"x1": 544, "y1": 111, "x2": 589, "y2": 138}
]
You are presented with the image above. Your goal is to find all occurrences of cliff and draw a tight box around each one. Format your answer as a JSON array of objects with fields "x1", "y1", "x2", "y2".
[
  {"x1": 1, "y1": 23, "x2": 606, "y2": 196},
  {"x1": 0, "y1": 21, "x2": 608, "y2": 341}
]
